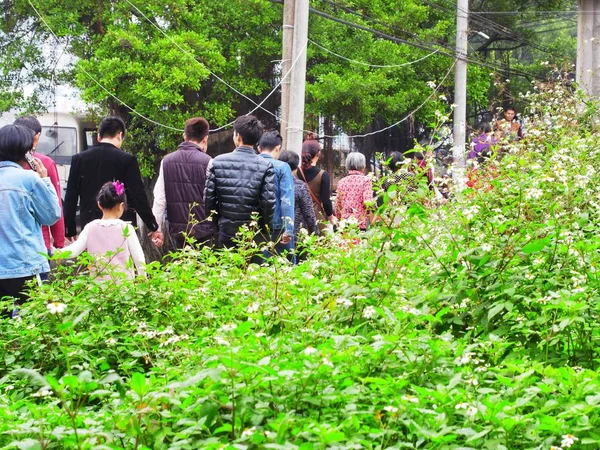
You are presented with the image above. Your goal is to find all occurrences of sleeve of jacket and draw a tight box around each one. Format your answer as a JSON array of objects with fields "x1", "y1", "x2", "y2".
[
  {"x1": 124, "y1": 155, "x2": 159, "y2": 232},
  {"x1": 204, "y1": 159, "x2": 218, "y2": 222},
  {"x1": 63, "y1": 153, "x2": 81, "y2": 237},
  {"x1": 31, "y1": 177, "x2": 62, "y2": 226},
  {"x1": 260, "y1": 163, "x2": 275, "y2": 229},
  {"x1": 280, "y1": 164, "x2": 295, "y2": 236},
  {"x1": 319, "y1": 170, "x2": 334, "y2": 217},
  {"x1": 47, "y1": 159, "x2": 65, "y2": 247}
]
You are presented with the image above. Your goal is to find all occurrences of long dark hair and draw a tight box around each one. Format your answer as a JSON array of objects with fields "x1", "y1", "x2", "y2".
[{"x1": 301, "y1": 140, "x2": 320, "y2": 170}]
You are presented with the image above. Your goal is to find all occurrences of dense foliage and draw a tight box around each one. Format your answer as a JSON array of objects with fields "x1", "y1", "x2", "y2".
[{"x1": 0, "y1": 82, "x2": 599, "y2": 449}]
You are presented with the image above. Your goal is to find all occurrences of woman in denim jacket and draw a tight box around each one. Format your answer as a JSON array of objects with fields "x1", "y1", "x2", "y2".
[{"x1": 0, "y1": 125, "x2": 61, "y2": 316}]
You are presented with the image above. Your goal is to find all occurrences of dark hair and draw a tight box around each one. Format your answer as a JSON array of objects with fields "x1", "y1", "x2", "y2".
[
  {"x1": 97, "y1": 181, "x2": 127, "y2": 210},
  {"x1": 279, "y1": 150, "x2": 299, "y2": 171},
  {"x1": 98, "y1": 116, "x2": 126, "y2": 140},
  {"x1": 258, "y1": 130, "x2": 282, "y2": 152},
  {"x1": 388, "y1": 151, "x2": 405, "y2": 172},
  {"x1": 301, "y1": 139, "x2": 320, "y2": 169},
  {"x1": 405, "y1": 149, "x2": 424, "y2": 161},
  {"x1": 479, "y1": 122, "x2": 492, "y2": 133},
  {"x1": 233, "y1": 115, "x2": 264, "y2": 146},
  {"x1": 14, "y1": 115, "x2": 42, "y2": 134},
  {"x1": 184, "y1": 117, "x2": 210, "y2": 142},
  {"x1": 0, "y1": 124, "x2": 34, "y2": 162}
]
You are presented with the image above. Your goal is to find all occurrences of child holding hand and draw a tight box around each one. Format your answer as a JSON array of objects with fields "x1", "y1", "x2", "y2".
[{"x1": 61, "y1": 181, "x2": 146, "y2": 279}]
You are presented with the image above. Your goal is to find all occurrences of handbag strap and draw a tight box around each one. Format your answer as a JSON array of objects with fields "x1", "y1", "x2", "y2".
[{"x1": 298, "y1": 166, "x2": 325, "y2": 212}]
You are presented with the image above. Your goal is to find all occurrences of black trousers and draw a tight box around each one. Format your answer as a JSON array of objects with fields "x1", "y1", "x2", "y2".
[{"x1": 0, "y1": 276, "x2": 35, "y2": 318}]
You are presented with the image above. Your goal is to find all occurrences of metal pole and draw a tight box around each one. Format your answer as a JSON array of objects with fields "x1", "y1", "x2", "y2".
[
  {"x1": 286, "y1": 0, "x2": 309, "y2": 157},
  {"x1": 452, "y1": 0, "x2": 468, "y2": 189},
  {"x1": 280, "y1": 0, "x2": 295, "y2": 149},
  {"x1": 577, "y1": 0, "x2": 600, "y2": 97}
]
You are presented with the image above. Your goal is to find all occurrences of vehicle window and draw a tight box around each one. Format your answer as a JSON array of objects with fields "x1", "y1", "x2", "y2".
[{"x1": 36, "y1": 126, "x2": 77, "y2": 165}]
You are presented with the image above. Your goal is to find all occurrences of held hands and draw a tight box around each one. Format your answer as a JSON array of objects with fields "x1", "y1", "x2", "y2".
[
  {"x1": 148, "y1": 231, "x2": 164, "y2": 248},
  {"x1": 281, "y1": 233, "x2": 292, "y2": 245}
]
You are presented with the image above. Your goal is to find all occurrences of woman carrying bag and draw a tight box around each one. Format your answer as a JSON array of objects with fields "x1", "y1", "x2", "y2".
[{"x1": 297, "y1": 140, "x2": 335, "y2": 232}]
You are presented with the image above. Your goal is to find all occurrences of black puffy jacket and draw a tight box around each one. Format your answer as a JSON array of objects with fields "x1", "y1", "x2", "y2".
[{"x1": 204, "y1": 146, "x2": 275, "y2": 235}]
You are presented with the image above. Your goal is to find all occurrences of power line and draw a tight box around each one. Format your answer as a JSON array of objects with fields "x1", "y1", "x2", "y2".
[{"x1": 308, "y1": 38, "x2": 439, "y2": 68}]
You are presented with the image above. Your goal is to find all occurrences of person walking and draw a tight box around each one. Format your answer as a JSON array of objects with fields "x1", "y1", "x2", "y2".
[
  {"x1": 152, "y1": 117, "x2": 215, "y2": 249},
  {"x1": 0, "y1": 125, "x2": 61, "y2": 316},
  {"x1": 204, "y1": 115, "x2": 275, "y2": 249},
  {"x1": 63, "y1": 116, "x2": 160, "y2": 243},
  {"x1": 61, "y1": 181, "x2": 146, "y2": 279},
  {"x1": 278, "y1": 150, "x2": 319, "y2": 237},
  {"x1": 335, "y1": 152, "x2": 373, "y2": 231},
  {"x1": 494, "y1": 106, "x2": 523, "y2": 141},
  {"x1": 297, "y1": 139, "x2": 334, "y2": 231},
  {"x1": 13, "y1": 116, "x2": 65, "y2": 256},
  {"x1": 257, "y1": 131, "x2": 295, "y2": 260}
]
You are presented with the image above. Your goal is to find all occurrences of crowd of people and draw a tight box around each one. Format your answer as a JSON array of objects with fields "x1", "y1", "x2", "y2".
[{"x1": 0, "y1": 107, "x2": 523, "y2": 315}]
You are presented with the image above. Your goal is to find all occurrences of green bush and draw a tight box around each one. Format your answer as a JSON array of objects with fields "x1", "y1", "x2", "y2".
[{"x1": 1, "y1": 81, "x2": 600, "y2": 449}]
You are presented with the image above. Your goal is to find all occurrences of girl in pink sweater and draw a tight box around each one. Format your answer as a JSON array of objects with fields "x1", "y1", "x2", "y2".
[{"x1": 62, "y1": 181, "x2": 146, "y2": 279}]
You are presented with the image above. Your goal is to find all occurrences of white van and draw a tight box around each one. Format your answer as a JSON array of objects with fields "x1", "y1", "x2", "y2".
[{"x1": 34, "y1": 113, "x2": 96, "y2": 198}]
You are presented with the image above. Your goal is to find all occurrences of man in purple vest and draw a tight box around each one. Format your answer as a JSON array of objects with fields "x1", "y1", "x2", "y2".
[{"x1": 151, "y1": 117, "x2": 216, "y2": 249}]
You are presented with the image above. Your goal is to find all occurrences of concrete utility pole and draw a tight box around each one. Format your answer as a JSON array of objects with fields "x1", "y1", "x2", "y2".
[
  {"x1": 280, "y1": 0, "x2": 295, "y2": 150},
  {"x1": 577, "y1": 0, "x2": 600, "y2": 96},
  {"x1": 280, "y1": 0, "x2": 309, "y2": 156},
  {"x1": 453, "y1": 0, "x2": 468, "y2": 188}
]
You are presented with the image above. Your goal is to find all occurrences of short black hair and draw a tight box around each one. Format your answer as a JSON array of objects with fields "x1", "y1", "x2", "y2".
[
  {"x1": 185, "y1": 117, "x2": 210, "y2": 142},
  {"x1": 14, "y1": 115, "x2": 42, "y2": 134},
  {"x1": 258, "y1": 130, "x2": 283, "y2": 152},
  {"x1": 0, "y1": 124, "x2": 34, "y2": 163},
  {"x1": 233, "y1": 115, "x2": 264, "y2": 146},
  {"x1": 99, "y1": 116, "x2": 126, "y2": 139},
  {"x1": 279, "y1": 150, "x2": 299, "y2": 171},
  {"x1": 479, "y1": 122, "x2": 492, "y2": 133},
  {"x1": 97, "y1": 181, "x2": 127, "y2": 210},
  {"x1": 388, "y1": 151, "x2": 405, "y2": 172}
]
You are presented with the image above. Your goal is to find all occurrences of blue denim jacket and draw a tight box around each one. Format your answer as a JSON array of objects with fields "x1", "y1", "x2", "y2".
[
  {"x1": 258, "y1": 154, "x2": 295, "y2": 235},
  {"x1": 0, "y1": 161, "x2": 61, "y2": 278}
]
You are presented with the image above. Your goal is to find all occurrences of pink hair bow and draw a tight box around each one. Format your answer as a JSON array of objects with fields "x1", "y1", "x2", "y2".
[{"x1": 113, "y1": 181, "x2": 125, "y2": 196}]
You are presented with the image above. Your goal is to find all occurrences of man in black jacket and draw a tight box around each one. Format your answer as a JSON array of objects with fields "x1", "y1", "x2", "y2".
[
  {"x1": 204, "y1": 115, "x2": 275, "y2": 248},
  {"x1": 63, "y1": 116, "x2": 159, "y2": 240}
]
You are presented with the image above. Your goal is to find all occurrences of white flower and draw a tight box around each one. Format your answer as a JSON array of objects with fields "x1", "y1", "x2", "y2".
[
  {"x1": 31, "y1": 389, "x2": 52, "y2": 398},
  {"x1": 401, "y1": 395, "x2": 419, "y2": 404},
  {"x1": 549, "y1": 446, "x2": 563, "y2": 450},
  {"x1": 247, "y1": 302, "x2": 260, "y2": 314},
  {"x1": 427, "y1": 80, "x2": 437, "y2": 89},
  {"x1": 220, "y1": 323, "x2": 237, "y2": 332},
  {"x1": 106, "y1": 337, "x2": 117, "y2": 346},
  {"x1": 264, "y1": 431, "x2": 276, "y2": 439},
  {"x1": 205, "y1": 312, "x2": 215, "y2": 319},
  {"x1": 184, "y1": 304, "x2": 192, "y2": 312},
  {"x1": 362, "y1": 306, "x2": 376, "y2": 319},
  {"x1": 322, "y1": 358, "x2": 334, "y2": 368},
  {"x1": 481, "y1": 243, "x2": 492, "y2": 252},
  {"x1": 455, "y1": 402, "x2": 469, "y2": 410},
  {"x1": 214, "y1": 336, "x2": 230, "y2": 346},
  {"x1": 336, "y1": 297, "x2": 353, "y2": 309},
  {"x1": 468, "y1": 377, "x2": 479, "y2": 386},
  {"x1": 241, "y1": 426, "x2": 256, "y2": 439},
  {"x1": 383, "y1": 405, "x2": 398, "y2": 413},
  {"x1": 46, "y1": 302, "x2": 66, "y2": 314},
  {"x1": 303, "y1": 346, "x2": 318, "y2": 355},
  {"x1": 466, "y1": 406, "x2": 478, "y2": 417},
  {"x1": 561, "y1": 435, "x2": 578, "y2": 448}
]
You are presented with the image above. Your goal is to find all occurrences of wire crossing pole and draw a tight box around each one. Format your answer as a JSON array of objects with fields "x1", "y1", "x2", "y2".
[
  {"x1": 280, "y1": 0, "x2": 295, "y2": 150},
  {"x1": 453, "y1": 0, "x2": 468, "y2": 190},
  {"x1": 281, "y1": 0, "x2": 309, "y2": 157}
]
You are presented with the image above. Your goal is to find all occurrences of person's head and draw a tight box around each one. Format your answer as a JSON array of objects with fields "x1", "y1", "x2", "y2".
[
  {"x1": 257, "y1": 131, "x2": 283, "y2": 157},
  {"x1": 301, "y1": 139, "x2": 321, "y2": 169},
  {"x1": 279, "y1": 150, "x2": 299, "y2": 173},
  {"x1": 479, "y1": 122, "x2": 492, "y2": 134},
  {"x1": 0, "y1": 124, "x2": 34, "y2": 163},
  {"x1": 184, "y1": 117, "x2": 210, "y2": 150},
  {"x1": 233, "y1": 115, "x2": 264, "y2": 147},
  {"x1": 98, "y1": 116, "x2": 127, "y2": 148},
  {"x1": 388, "y1": 151, "x2": 405, "y2": 172},
  {"x1": 13, "y1": 116, "x2": 42, "y2": 150},
  {"x1": 97, "y1": 180, "x2": 127, "y2": 217},
  {"x1": 503, "y1": 107, "x2": 516, "y2": 122},
  {"x1": 345, "y1": 152, "x2": 366, "y2": 172}
]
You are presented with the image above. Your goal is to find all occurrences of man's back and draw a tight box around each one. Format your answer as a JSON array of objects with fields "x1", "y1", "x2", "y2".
[
  {"x1": 162, "y1": 141, "x2": 214, "y2": 240},
  {"x1": 205, "y1": 146, "x2": 275, "y2": 236},
  {"x1": 64, "y1": 142, "x2": 156, "y2": 236}
]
